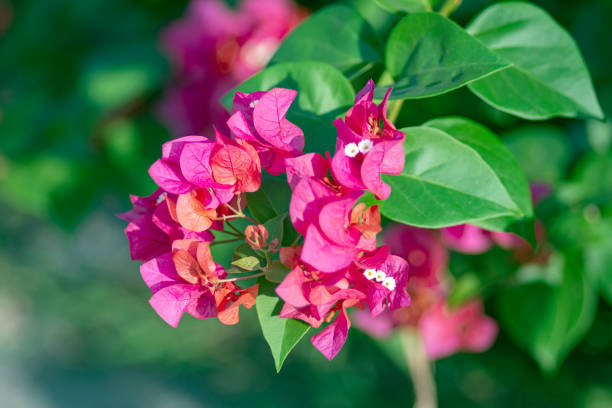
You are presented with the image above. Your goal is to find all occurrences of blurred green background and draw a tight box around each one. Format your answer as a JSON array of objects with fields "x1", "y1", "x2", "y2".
[{"x1": 1, "y1": 0, "x2": 612, "y2": 406}]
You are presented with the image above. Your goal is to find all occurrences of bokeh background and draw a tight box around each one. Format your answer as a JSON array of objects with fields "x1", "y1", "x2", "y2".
[{"x1": 1, "y1": 0, "x2": 612, "y2": 407}]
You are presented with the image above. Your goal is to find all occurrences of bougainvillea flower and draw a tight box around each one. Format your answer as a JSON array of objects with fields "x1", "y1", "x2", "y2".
[
  {"x1": 215, "y1": 282, "x2": 258, "y2": 325},
  {"x1": 330, "y1": 80, "x2": 405, "y2": 200},
  {"x1": 140, "y1": 254, "x2": 217, "y2": 328},
  {"x1": 210, "y1": 129, "x2": 261, "y2": 192},
  {"x1": 245, "y1": 224, "x2": 268, "y2": 250},
  {"x1": 300, "y1": 189, "x2": 379, "y2": 272},
  {"x1": 119, "y1": 190, "x2": 171, "y2": 261},
  {"x1": 159, "y1": 0, "x2": 305, "y2": 136},
  {"x1": 227, "y1": 88, "x2": 304, "y2": 174},
  {"x1": 310, "y1": 297, "x2": 362, "y2": 360},
  {"x1": 419, "y1": 300, "x2": 498, "y2": 360},
  {"x1": 351, "y1": 248, "x2": 412, "y2": 317},
  {"x1": 441, "y1": 224, "x2": 494, "y2": 254},
  {"x1": 384, "y1": 224, "x2": 448, "y2": 286},
  {"x1": 284, "y1": 153, "x2": 328, "y2": 189}
]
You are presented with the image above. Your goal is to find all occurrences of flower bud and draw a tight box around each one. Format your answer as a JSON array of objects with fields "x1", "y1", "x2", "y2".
[{"x1": 245, "y1": 224, "x2": 268, "y2": 250}]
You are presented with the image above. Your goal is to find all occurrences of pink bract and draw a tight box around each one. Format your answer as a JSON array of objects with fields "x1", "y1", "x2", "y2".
[
  {"x1": 420, "y1": 300, "x2": 498, "y2": 360},
  {"x1": 330, "y1": 80, "x2": 405, "y2": 200},
  {"x1": 228, "y1": 88, "x2": 305, "y2": 175}
]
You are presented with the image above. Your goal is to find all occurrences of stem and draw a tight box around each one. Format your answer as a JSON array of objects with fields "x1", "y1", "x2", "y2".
[
  {"x1": 438, "y1": 0, "x2": 462, "y2": 17},
  {"x1": 218, "y1": 271, "x2": 265, "y2": 283},
  {"x1": 401, "y1": 328, "x2": 437, "y2": 408},
  {"x1": 290, "y1": 235, "x2": 302, "y2": 248},
  {"x1": 225, "y1": 221, "x2": 244, "y2": 236},
  {"x1": 224, "y1": 202, "x2": 259, "y2": 225},
  {"x1": 211, "y1": 237, "x2": 242, "y2": 246}
]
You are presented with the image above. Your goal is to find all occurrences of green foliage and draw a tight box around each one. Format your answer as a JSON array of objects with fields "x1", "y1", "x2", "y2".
[
  {"x1": 256, "y1": 277, "x2": 310, "y2": 372},
  {"x1": 467, "y1": 2, "x2": 603, "y2": 120},
  {"x1": 380, "y1": 12, "x2": 510, "y2": 99},
  {"x1": 269, "y1": 5, "x2": 383, "y2": 73},
  {"x1": 496, "y1": 253, "x2": 598, "y2": 374},
  {"x1": 381, "y1": 120, "x2": 533, "y2": 241},
  {"x1": 375, "y1": 0, "x2": 431, "y2": 13}
]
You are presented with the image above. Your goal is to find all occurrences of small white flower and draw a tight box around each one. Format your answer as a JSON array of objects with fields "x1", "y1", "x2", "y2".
[
  {"x1": 156, "y1": 192, "x2": 167, "y2": 205},
  {"x1": 375, "y1": 270, "x2": 387, "y2": 282},
  {"x1": 344, "y1": 142, "x2": 359, "y2": 158},
  {"x1": 358, "y1": 139, "x2": 373, "y2": 154},
  {"x1": 382, "y1": 276, "x2": 396, "y2": 291},
  {"x1": 363, "y1": 268, "x2": 377, "y2": 280},
  {"x1": 249, "y1": 99, "x2": 259, "y2": 108}
]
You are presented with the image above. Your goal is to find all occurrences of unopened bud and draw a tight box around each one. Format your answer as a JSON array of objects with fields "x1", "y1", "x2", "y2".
[{"x1": 245, "y1": 224, "x2": 268, "y2": 250}]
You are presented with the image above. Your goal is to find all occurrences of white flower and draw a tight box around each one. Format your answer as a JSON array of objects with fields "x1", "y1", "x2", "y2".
[
  {"x1": 155, "y1": 192, "x2": 167, "y2": 205},
  {"x1": 358, "y1": 139, "x2": 373, "y2": 154},
  {"x1": 344, "y1": 142, "x2": 359, "y2": 158},
  {"x1": 249, "y1": 99, "x2": 259, "y2": 108},
  {"x1": 363, "y1": 268, "x2": 377, "y2": 280},
  {"x1": 382, "y1": 276, "x2": 396, "y2": 291},
  {"x1": 375, "y1": 270, "x2": 387, "y2": 282}
]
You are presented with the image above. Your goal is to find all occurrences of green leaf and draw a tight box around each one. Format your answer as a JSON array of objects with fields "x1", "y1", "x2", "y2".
[
  {"x1": 496, "y1": 252, "x2": 597, "y2": 374},
  {"x1": 379, "y1": 12, "x2": 510, "y2": 100},
  {"x1": 269, "y1": 5, "x2": 383, "y2": 73},
  {"x1": 256, "y1": 277, "x2": 310, "y2": 372},
  {"x1": 381, "y1": 120, "x2": 532, "y2": 236},
  {"x1": 424, "y1": 117, "x2": 534, "y2": 242},
  {"x1": 467, "y1": 2, "x2": 603, "y2": 120},
  {"x1": 375, "y1": 0, "x2": 431, "y2": 13},
  {"x1": 265, "y1": 261, "x2": 291, "y2": 283},
  {"x1": 263, "y1": 213, "x2": 287, "y2": 247},
  {"x1": 222, "y1": 61, "x2": 355, "y2": 154},
  {"x1": 231, "y1": 256, "x2": 262, "y2": 271},
  {"x1": 502, "y1": 125, "x2": 572, "y2": 185},
  {"x1": 247, "y1": 174, "x2": 292, "y2": 223}
]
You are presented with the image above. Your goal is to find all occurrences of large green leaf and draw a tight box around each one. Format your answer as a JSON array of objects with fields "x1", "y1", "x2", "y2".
[
  {"x1": 222, "y1": 61, "x2": 355, "y2": 154},
  {"x1": 467, "y1": 2, "x2": 603, "y2": 120},
  {"x1": 496, "y1": 253, "x2": 597, "y2": 373},
  {"x1": 380, "y1": 121, "x2": 531, "y2": 233},
  {"x1": 256, "y1": 278, "x2": 310, "y2": 372},
  {"x1": 268, "y1": 5, "x2": 383, "y2": 73},
  {"x1": 379, "y1": 12, "x2": 510, "y2": 99},
  {"x1": 375, "y1": 0, "x2": 431, "y2": 13},
  {"x1": 424, "y1": 117, "x2": 534, "y2": 241}
]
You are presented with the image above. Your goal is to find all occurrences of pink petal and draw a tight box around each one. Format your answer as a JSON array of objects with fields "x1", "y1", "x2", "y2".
[
  {"x1": 253, "y1": 88, "x2": 304, "y2": 153},
  {"x1": 355, "y1": 79, "x2": 375, "y2": 104},
  {"x1": 289, "y1": 177, "x2": 335, "y2": 235},
  {"x1": 140, "y1": 253, "x2": 180, "y2": 293},
  {"x1": 125, "y1": 216, "x2": 170, "y2": 262},
  {"x1": 276, "y1": 266, "x2": 310, "y2": 308},
  {"x1": 361, "y1": 139, "x2": 405, "y2": 200},
  {"x1": 179, "y1": 140, "x2": 222, "y2": 188},
  {"x1": 149, "y1": 283, "x2": 210, "y2": 328},
  {"x1": 318, "y1": 193, "x2": 362, "y2": 248},
  {"x1": 285, "y1": 153, "x2": 328, "y2": 189},
  {"x1": 301, "y1": 224, "x2": 358, "y2": 273},
  {"x1": 311, "y1": 306, "x2": 351, "y2": 360},
  {"x1": 149, "y1": 159, "x2": 192, "y2": 194},
  {"x1": 162, "y1": 135, "x2": 208, "y2": 164}
]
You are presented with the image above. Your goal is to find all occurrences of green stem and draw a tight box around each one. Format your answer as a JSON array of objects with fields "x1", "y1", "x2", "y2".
[
  {"x1": 225, "y1": 221, "x2": 244, "y2": 236},
  {"x1": 401, "y1": 328, "x2": 438, "y2": 408},
  {"x1": 438, "y1": 0, "x2": 462, "y2": 17},
  {"x1": 218, "y1": 271, "x2": 265, "y2": 283},
  {"x1": 211, "y1": 237, "x2": 242, "y2": 246}
]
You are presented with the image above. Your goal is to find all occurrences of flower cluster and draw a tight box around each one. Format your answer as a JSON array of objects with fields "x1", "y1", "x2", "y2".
[
  {"x1": 122, "y1": 80, "x2": 410, "y2": 360},
  {"x1": 159, "y1": 0, "x2": 305, "y2": 136}
]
